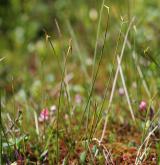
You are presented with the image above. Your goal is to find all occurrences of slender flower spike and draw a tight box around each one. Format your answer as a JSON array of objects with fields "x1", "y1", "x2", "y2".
[
  {"x1": 139, "y1": 101, "x2": 147, "y2": 111},
  {"x1": 39, "y1": 108, "x2": 49, "y2": 122}
]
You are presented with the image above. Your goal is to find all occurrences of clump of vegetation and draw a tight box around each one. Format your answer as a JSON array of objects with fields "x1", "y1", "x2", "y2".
[{"x1": 1, "y1": 0, "x2": 160, "y2": 164}]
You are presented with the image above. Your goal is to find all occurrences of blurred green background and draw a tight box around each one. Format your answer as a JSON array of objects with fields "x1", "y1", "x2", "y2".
[
  {"x1": 1, "y1": 1, "x2": 160, "y2": 164},
  {"x1": 0, "y1": 0, "x2": 160, "y2": 101}
]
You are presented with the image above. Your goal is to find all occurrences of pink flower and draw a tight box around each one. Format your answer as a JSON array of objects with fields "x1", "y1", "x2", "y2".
[
  {"x1": 118, "y1": 87, "x2": 125, "y2": 96},
  {"x1": 139, "y1": 101, "x2": 147, "y2": 111},
  {"x1": 39, "y1": 108, "x2": 49, "y2": 122},
  {"x1": 75, "y1": 94, "x2": 82, "y2": 104}
]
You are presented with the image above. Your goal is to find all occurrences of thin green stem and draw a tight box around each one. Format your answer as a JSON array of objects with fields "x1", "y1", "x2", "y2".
[{"x1": 47, "y1": 35, "x2": 71, "y2": 163}]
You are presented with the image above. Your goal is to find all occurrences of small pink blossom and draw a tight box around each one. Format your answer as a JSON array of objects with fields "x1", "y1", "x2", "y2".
[
  {"x1": 75, "y1": 94, "x2": 82, "y2": 104},
  {"x1": 39, "y1": 108, "x2": 49, "y2": 122},
  {"x1": 118, "y1": 87, "x2": 125, "y2": 96},
  {"x1": 139, "y1": 101, "x2": 147, "y2": 111}
]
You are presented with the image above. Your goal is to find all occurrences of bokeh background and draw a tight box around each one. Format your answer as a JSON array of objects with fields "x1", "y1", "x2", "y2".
[
  {"x1": 1, "y1": 0, "x2": 160, "y2": 164},
  {"x1": 1, "y1": 0, "x2": 160, "y2": 129},
  {"x1": 1, "y1": 0, "x2": 160, "y2": 81}
]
